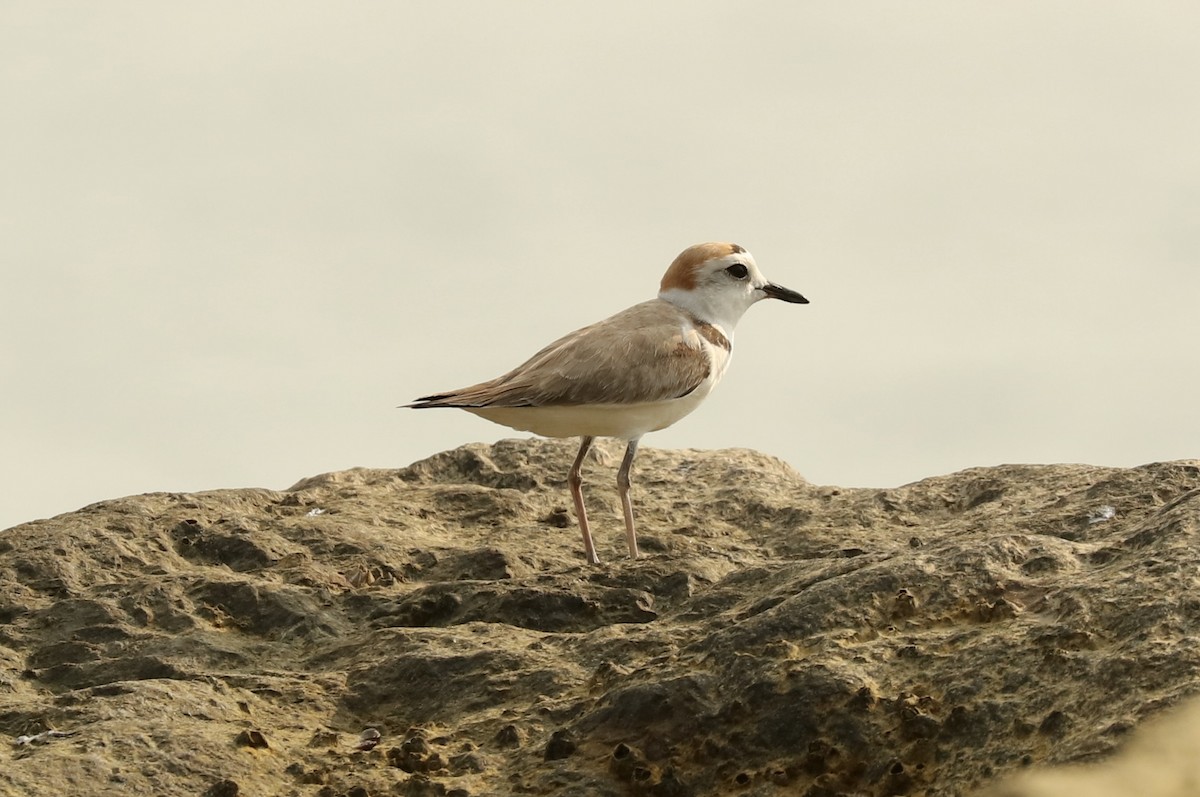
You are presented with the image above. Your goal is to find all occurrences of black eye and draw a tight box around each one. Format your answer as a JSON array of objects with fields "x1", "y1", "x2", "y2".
[{"x1": 725, "y1": 263, "x2": 749, "y2": 280}]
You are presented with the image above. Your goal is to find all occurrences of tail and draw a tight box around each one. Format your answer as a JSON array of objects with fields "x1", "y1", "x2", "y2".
[
  {"x1": 401, "y1": 392, "x2": 474, "y2": 409},
  {"x1": 402, "y1": 377, "x2": 534, "y2": 410}
]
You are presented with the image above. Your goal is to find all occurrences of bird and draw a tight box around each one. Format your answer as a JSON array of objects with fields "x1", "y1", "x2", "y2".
[{"x1": 405, "y1": 242, "x2": 808, "y2": 564}]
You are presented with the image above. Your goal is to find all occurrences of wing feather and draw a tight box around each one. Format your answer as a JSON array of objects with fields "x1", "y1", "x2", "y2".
[{"x1": 408, "y1": 300, "x2": 713, "y2": 408}]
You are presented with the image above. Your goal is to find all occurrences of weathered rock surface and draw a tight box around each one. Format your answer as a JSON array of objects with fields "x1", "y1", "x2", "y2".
[
  {"x1": 1, "y1": 438, "x2": 1198, "y2": 796},
  {"x1": 985, "y1": 695, "x2": 1200, "y2": 797}
]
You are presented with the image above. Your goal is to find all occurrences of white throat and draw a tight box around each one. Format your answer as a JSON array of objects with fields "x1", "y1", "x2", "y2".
[{"x1": 657, "y1": 287, "x2": 756, "y2": 334}]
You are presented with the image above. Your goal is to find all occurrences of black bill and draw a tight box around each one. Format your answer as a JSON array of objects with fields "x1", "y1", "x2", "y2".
[{"x1": 761, "y1": 282, "x2": 809, "y2": 304}]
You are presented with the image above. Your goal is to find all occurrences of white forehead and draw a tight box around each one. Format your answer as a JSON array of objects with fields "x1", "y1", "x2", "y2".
[{"x1": 659, "y1": 242, "x2": 759, "y2": 292}]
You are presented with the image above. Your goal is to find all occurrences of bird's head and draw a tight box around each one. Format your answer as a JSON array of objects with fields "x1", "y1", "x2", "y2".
[{"x1": 657, "y1": 242, "x2": 807, "y2": 330}]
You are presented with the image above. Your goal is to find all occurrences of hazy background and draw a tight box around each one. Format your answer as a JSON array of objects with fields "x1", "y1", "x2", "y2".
[{"x1": 3, "y1": 3, "x2": 1198, "y2": 531}]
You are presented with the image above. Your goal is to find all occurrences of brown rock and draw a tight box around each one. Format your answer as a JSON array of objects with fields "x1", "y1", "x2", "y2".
[{"x1": 0, "y1": 440, "x2": 1197, "y2": 795}]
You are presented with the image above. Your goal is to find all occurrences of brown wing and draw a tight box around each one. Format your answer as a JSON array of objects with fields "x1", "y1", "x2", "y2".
[{"x1": 408, "y1": 300, "x2": 713, "y2": 408}]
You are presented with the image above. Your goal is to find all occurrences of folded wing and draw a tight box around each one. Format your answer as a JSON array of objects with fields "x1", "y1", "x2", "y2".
[{"x1": 407, "y1": 300, "x2": 713, "y2": 409}]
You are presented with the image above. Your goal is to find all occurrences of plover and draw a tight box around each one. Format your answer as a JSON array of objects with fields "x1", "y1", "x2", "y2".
[{"x1": 406, "y1": 242, "x2": 807, "y2": 564}]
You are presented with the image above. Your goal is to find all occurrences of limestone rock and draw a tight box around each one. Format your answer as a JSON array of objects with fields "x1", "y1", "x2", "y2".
[{"x1": 1, "y1": 439, "x2": 1198, "y2": 795}]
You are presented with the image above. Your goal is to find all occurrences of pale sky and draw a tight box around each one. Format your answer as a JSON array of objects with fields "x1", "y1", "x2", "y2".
[{"x1": 3, "y1": 3, "x2": 1198, "y2": 531}]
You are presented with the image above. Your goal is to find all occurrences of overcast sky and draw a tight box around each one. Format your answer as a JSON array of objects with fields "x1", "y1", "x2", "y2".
[{"x1": 3, "y1": 3, "x2": 1198, "y2": 530}]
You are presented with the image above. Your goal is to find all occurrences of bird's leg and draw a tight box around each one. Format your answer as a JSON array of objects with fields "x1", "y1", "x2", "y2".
[
  {"x1": 617, "y1": 438, "x2": 641, "y2": 559},
  {"x1": 569, "y1": 436, "x2": 599, "y2": 565}
]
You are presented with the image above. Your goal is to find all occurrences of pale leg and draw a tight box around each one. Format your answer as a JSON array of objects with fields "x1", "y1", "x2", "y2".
[
  {"x1": 617, "y1": 438, "x2": 641, "y2": 559},
  {"x1": 569, "y1": 436, "x2": 599, "y2": 565}
]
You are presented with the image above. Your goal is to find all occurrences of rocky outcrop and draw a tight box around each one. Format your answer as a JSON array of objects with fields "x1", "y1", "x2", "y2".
[{"x1": 2, "y1": 439, "x2": 1198, "y2": 796}]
